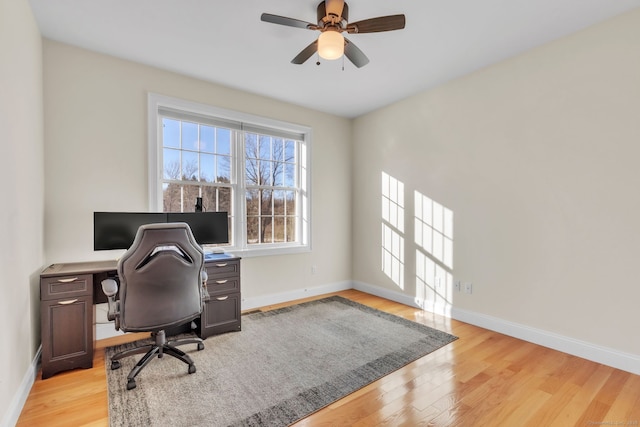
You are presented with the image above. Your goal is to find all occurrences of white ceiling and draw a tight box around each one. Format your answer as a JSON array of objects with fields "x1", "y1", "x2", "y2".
[{"x1": 28, "y1": 0, "x2": 640, "y2": 118}]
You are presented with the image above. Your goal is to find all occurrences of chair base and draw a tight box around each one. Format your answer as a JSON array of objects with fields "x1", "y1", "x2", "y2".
[{"x1": 110, "y1": 330, "x2": 204, "y2": 390}]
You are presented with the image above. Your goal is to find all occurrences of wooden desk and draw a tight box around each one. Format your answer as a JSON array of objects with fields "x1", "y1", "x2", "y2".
[{"x1": 40, "y1": 255, "x2": 241, "y2": 379}]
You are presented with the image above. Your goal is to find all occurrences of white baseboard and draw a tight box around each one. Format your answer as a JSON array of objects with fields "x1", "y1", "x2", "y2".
[
  {"x1": 352, "y1": 281, "x2": 640, "y2": 376},
  {"x1": 241, "y1": 280, "x2": 353, "y2": 311},
  {"x1": 1, "y1": 345, "x2": 41, "y2": 427},
  {"x1": 450, "y1": 306, "x2": 640, "y2": 376}
]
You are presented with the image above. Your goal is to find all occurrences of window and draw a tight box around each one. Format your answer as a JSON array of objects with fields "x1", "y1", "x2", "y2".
[{"x1": 148, "y1": 94, "x2": 311, "y2": 256}]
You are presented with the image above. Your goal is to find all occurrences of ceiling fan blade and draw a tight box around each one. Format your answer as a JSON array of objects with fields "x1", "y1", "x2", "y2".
[
  {"x1": 344, "y1": 38, "x2": 369, "y2": 68},
  {"x1": 261, "y1": 13, "x2": 316, "y2": 30},
  {"x1": 346, "y1": 15, "x2": 406, "y2": 33},
  {"x1": 291, "y1": 40, "x2": 318, "y2": 65}
]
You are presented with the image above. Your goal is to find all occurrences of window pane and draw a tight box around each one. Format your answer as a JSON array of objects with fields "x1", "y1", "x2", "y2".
[
  {"x1": 217, "y1": 128, "x2": 231, "y2": 155},
  {"x1": 285, "y1": 140, "x2": 295, "y2": 161},
  {"x1": 200, "y1": 153, "x2": 215, "y2": 182},
  {"x1": 274, "y1": 190, "x2": 285, "y2": 215},
  {"x1": 246, "y1": 190, "x2": 259, "y2": 216},
  {"x1": 259, "y1": 135, "x2": 271, "y2": 160},
  {"x1": 245, "y1": 158, "x2": 260, "y2": 185},
  {"x1": 272, "y1": 138, "x2": 284, "y2": 161},
  {"x1": 182, "y1": 185, "x2": 200, "y2": 212},
  {"x1": 163, "y1": 118, "x2": 180, "y2": 148},
  {"x1": 216, "y1": 155, "x2": 231, "y2": 183},
  {"x1": 285, "y1": 163, "x2": 296, "y2": 187},
  {"x1": 247, "y1": 216, "x2": 259, "y2": 243},
  {"x1": 264, "y1": 161, "x2": 274, "y2": 186},
  {"x1": 273, "y1": 160, "x2": 284, "y2": 187},
  {"x1": 285, "y1": 191, "x2": 296, "y2": 215},
  {"x1": 218, "y1": 187, "x2": 231, "y2": 212},
  {"x1": 163, "y1": 183, "x2": 182, "y2": 212},
  {"x1": 163, "y1": 148, "x2": 181, "y2": 180},
  {"x1": 245, "y1": 134, "x2": 258, "y2": 159},
  {"x1": 200, "y1": 125, "x2": 214, "y2": 153},
  {"x1": 286, "y1": 216, "x2": 296, "y2": 242},
  {"x1": 182, "y1": 151, "x2": 198, "y2": 181},
  {"x1": 201, "y1": 186, "x2": 217, "y2": 212},
  {"x1": 262, "y1": 216, "x2": 273, "y2": 243},
  {"x1": 273, "y1": 217, "x2": 285, "y2": 242},
  {"x1": 182, "y1": 121, "x2": 198, "y2": 151},
  {"x1": 260, "y1": 189, "x2": 273, "y2": 215}
]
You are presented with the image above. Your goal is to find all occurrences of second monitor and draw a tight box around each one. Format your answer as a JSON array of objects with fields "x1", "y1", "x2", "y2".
[{"x1": 167, "y1": 212, "x2": 229, "y2": 246}]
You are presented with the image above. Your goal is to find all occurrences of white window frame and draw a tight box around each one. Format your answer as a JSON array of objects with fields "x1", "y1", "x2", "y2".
[{"x1": 148, "y1": 93, "x2": 311, "y2": 257}]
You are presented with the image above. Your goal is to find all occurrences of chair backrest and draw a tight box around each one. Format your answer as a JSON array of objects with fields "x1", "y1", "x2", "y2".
[{"x1": 116, "y1": 222, "x2": 204, "y2": 332}]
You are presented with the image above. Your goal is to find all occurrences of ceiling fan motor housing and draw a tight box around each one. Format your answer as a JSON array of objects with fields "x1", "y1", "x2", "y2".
[{"x1": 318, "y1": 1, "x2": 348, "y2": 27}]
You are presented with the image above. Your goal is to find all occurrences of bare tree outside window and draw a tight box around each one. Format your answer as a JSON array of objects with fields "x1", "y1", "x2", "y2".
[{"x1": 245, "y1": 133, "x2": 297, "y2": 244}]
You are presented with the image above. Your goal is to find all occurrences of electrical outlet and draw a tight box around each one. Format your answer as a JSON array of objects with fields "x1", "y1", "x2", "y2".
[
  {"x1": 454, "y1": 280, "x2": 461, "y2": 292},
  {"x1": 311, "y1": 265, "x2": 317, "y2": 275},
  {"x1": 464, "y1": 282, "x2": 473, "y2": 294}
]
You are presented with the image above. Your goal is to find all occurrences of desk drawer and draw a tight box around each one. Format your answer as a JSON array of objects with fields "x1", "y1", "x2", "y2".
[
  {"x1": 206, "y1": 277, "x2": 240, "y2": 296},
  {"x1": 198, "y1": 292, "x2": 241, "y2": 339},
  {"x1": 41, "y1": 274, "x2": 92, "y2": 301},
  {"x1": 205, "y1": 259, "x2": 240, "y2": 278}
]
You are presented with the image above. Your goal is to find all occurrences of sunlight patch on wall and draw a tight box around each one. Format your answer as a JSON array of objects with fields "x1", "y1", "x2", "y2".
[
  {"x1": 382, "y1": 172, "x2": 404, "y2": 232},
  {"x1": 415, "y1": 192, "x2": 453, "y2": 269},
  {"x1": 416, "y1": 250, "x2": 453, "y2": 315},
  {"x1": 381, "y1": 172, "x2": 405, "y2": 289},
  {"x1": 414, "y1": 191, "x2": 454, "y2": 315},
  {"x1": 382, "y1": 224, "x2": 405, "y2": 289}
]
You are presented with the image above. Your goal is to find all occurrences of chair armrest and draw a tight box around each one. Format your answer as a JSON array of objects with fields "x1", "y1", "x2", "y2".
[
  {"x1": 101, "y1": 279, "x2": 120, "y2": 329},
  {"x1": 101, "y1": 278, "x2": 118, "y2": 296},
  {"x1": 201, "y1": 270, "x2": 210, "y2": 302}
]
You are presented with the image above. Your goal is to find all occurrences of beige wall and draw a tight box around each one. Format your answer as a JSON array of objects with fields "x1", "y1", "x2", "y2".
[
  {"x1": 0, "y1": 0, "x2": 44, "y2": 423},
  {"x1": 43, "y1": 40, "x2": 352, "y2": 301},
  {"x1": 352, "y1": 9, "x2": 640, "y2": 356}
]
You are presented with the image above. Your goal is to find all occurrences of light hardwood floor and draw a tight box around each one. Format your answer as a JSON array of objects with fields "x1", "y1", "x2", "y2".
[{"x1": 17, "y1": 289, "x2": 640, "y2": 426}]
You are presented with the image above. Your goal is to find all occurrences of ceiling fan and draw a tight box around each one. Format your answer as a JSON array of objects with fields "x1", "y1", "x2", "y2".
[{"x1": 260, "y1": 0, "x2": 406, "y2": 68}]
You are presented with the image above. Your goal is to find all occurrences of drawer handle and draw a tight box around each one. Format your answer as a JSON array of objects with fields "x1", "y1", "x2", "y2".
[
  {"x1": 215, "y1": 263, "x2": 228, "y2": 267},
  {"x1": 59, "y1": 299, "x2": 78, "y2": 305},
  {"x1": 215, "y1": 279, "x2": 228, "y2": 284},
  {"x1": 215, "y1": 296, "x2": 229, "y2": 301},
  {"x1": 57, "y1": 277, "x2": 78, "y2": 283}
]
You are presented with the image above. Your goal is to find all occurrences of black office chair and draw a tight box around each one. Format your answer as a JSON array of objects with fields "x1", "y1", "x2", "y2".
[{"x1": 101, "y1": 222, "x2": 209, "y2": 390}]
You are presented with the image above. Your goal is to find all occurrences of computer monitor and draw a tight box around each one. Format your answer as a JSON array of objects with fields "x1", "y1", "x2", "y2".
[
  {"x1": 93, "y1": 212, "x2": 167, "y2": 250},
  {"x1": 94, "y1": 211, "x2": 230, "y2": 250},
  {"x1": 167, "y1": 212, "x2": 229, "y2": 245}
]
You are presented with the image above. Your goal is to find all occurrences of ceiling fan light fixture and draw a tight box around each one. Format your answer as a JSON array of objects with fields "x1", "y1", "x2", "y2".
[{"x1": 318, "y1": 31, "x2": 344, "y2": 60}]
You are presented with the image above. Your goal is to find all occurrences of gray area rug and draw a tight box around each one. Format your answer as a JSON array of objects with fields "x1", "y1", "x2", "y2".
[{"x1": 106, "y1": 296, "x2": 457, "y2": 426}]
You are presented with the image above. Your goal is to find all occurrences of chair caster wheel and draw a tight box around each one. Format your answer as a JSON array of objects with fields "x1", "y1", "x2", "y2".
[
  {"x1": 127, "y1": 379, "x2": 136, "y2": 390},
  {"x1": 188, "y1": 364, "x2": 196, "y2": 374},
  {"x1": 197, "y1": 343, "x2": 204, "y2": 351},
  {"x1": 111, "y1": 361, "x2": 121, "y2": 370}
]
